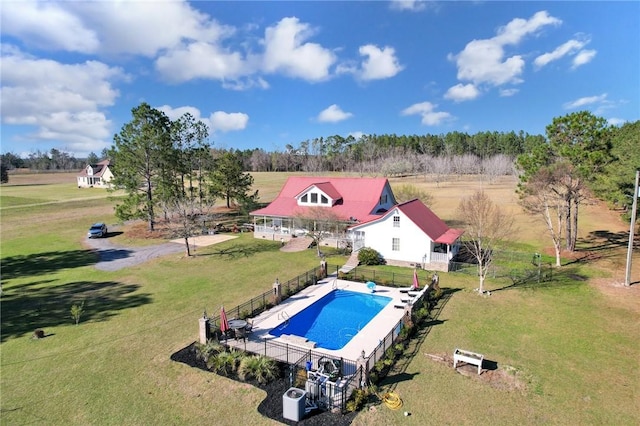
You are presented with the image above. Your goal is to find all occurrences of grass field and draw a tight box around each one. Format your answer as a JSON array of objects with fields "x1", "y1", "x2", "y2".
[{"x1": 1, "y1": 172, "x2": 638, "y2": 425}]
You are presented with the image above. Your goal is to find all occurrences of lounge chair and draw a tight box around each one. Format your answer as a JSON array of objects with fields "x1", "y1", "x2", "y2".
[{"x1": 244, "y1": 319, "x2": 254, "y2": 334}]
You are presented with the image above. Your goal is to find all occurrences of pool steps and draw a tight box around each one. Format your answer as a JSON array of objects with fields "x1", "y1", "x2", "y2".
[{"x1": 280, "y1": 333, "x2": 317, "y2": 348}]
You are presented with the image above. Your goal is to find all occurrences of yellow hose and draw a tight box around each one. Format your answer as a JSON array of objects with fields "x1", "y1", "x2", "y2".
[{"x1": 382, "y1": 392, "x2": 403, "y2": 410}]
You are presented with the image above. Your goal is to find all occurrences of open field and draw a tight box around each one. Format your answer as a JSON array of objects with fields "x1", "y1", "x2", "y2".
[{"x1": 1, "y1": 172, "x2": 639, "y2": 425}]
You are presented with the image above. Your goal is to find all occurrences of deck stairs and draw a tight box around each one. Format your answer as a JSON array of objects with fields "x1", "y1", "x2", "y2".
[{"x1": 339, "y1": 250, "x2": 360, "y2": 273}]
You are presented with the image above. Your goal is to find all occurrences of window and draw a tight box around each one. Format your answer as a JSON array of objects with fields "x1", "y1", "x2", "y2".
[
  {"x1": 301, "y1": 194, "x2": 308, "y2": 203},
  {"x1": 321, "y1": 195, "x2": 328, "y2": 204},
  {"x1": 393, "y1": 216, "x2": 400, "y2": 228},
  {"x1": 310, "y1": 193, "x2": 318, "y2": 203},
  {"x1": 392, "y1": 237, "x2": 400, "y2": 251},
  {"x1": 379, "y1": 194, "x2": 387, "y2": 205}
]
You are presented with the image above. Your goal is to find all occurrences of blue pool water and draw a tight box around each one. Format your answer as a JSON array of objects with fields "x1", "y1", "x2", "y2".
[{"x1": 269, "y1": 290, "x2": 391, "y2": 350}]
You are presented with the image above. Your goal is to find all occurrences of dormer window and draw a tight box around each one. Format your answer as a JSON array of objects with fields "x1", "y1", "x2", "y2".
[
  {"x1": 87, "y1": 166, "x2": 94, "y2": 176},
  {"x1": 296, "y1": 182, "x2": 340, "y2": 207},
  {"x1": 379, "y1": 194, "x2": 387, "y2": 205}
]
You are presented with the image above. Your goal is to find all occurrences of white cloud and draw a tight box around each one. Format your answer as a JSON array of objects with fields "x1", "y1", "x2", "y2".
[
  {"x1": 1, "y1": 0, "x2": 99, "y2": 53},
  {"x1": 401, "y1": 101, "x2": 452, "y2": 126},
  {"x1": 358, "y1": 45, "x2": 404, "y2": 81},
  {"x1": 349, "y1": 131, "x2": 365, "y2": 141},
  {"x1": 262, "y1": 17, "x2": 336, "y2": 82},
  {"x1": 155, "y1": 41, "x2": 249, "y2": 83},
  {"x1": 563, "y1": 93, "x2": 607, "y2": 109},
  {"x1": 209, "y1": 111, "x2": 249, "y2": 132},
  {"x1": 318, "y1": 104, "x2": 353, "y2": 123},
  {"x1": 607, "y1": 118, "x2": 626, "y2": 126},
  {"x1": 444, "y1": 83, "x2": 480, "y2": 102},
  {"x1": 534, "y1": 39, "x2": 587, "y2": 68},
  {"x1": 450, "y1": 11, "x2": 561, "y2": 87},
  {"x1": 0, "y1": 47, "x2": 124, "y2": 155},
  {"x1": 389, "y1": 0, "x2": 429, "y2": 12},
  {"x1": 156, "y1": 105, "x2": 205, "y2": 122},
  {"x1": 572, "y1": 49, "x2": 596, "y2": 69},
  {"x1": 534, "y1": 35, "x2": 596, "y2": 70},
  {"x1": 499, "y1": 88, "x2": 519, "y2": 97},
  {"x1": 74, "y1": 1, "x2": 233, "y2": 57},
  {"x1": 493, "y1": 11, "x2": 561, "y2": 45}
]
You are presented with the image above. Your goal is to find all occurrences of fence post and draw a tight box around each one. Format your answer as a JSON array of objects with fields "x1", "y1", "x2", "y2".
[
  {"x1": 272, "y1": 278, "x2": 281, "y2": 305},
  {"x1": 199, "y1": 315, "x2": 210, "y2": 344}
]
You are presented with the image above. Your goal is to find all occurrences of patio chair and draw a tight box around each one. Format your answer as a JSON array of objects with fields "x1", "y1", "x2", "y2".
[{"x1": 244, "y1": 319, "x2": 254, "y2": 334}]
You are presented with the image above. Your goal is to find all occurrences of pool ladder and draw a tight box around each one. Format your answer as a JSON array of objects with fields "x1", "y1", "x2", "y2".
[{"x1": 278, "y1": 311, "x2": 290, "y2": 328}]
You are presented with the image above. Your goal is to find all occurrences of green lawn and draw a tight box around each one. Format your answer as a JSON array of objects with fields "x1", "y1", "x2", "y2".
[{"x1": 1, "y1": 173, "x2": 638, "y2": 425}]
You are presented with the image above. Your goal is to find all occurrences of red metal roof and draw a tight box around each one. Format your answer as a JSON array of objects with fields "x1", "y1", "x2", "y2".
[
  {"x1": 397, "y1": 199, "x2": 464, "y2": 244},
  {"x1": 350, "y1": 198, "x2": 464, "y2": 244},
  {"x1": 250, "y1": 176, "x2": 391, "y2": 222}
]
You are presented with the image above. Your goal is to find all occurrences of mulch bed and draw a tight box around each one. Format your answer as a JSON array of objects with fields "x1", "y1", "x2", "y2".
[{"x1": 171, "y1": 342, "x2": 357, "y2": 425}]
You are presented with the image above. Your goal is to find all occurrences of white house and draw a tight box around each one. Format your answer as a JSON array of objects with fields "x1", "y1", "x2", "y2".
[
  {"x1": 77, "y1": 160, "x2": 113, "y2": 188},
  {"x1": 348, "y1": 199, "x2": 463, "y2": 271},
  {"x1": 250, "y1": 177, "x2": 463, "y2": 271}
]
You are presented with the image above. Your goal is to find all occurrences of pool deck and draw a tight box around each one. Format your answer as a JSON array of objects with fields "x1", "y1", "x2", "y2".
[{"x1": 224, "y1": 275, "x2": 417, "y2": 362}]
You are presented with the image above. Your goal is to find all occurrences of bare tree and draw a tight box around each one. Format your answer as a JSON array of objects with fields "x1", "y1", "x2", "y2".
[
  {"x1": 163, "y1": 197, "x2": 216, "y2": 257},
  {"x1": 430, "y1": 155, "x2": 452, "y2": 187},
  {"x1": 519, "y1": 165, "x2": 567, "y2": 267},
  {"x1": 482, "y1": 154, "x2": 515, "y2": 183},
  {"x1": 457, "y1": 190, "x2": 515, "y2": 294},
  {"x1": 294, "y1": 207, "x2": 345, "y2": 257}
]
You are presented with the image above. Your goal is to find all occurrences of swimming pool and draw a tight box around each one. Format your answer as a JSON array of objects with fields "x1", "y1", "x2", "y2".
[{"x1": 269, "y1": 289, "x2": 391, "y2": 350}]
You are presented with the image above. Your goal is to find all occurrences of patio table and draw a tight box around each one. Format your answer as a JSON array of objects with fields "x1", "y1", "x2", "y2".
[{"x1": 228, "y1": 319, "x2": 248, "y2": 339}]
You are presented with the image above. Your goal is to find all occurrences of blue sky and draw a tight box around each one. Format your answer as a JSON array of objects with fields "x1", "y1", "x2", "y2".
[{"x1": 1, "y1": 1, "x2": 638, "y2": 158}]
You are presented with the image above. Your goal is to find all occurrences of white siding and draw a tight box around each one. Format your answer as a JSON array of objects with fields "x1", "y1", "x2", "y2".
[{"x1": 352, "y1": 208, "x2": 434, "y2": 264}]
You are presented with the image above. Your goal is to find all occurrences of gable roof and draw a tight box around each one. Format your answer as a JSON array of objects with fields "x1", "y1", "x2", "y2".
[
  {"x1": 77, "y1": 160, "x2": 112, "y2": 178},
  {"x1": 250, "y1": 176, "x2": 391, "y2": 222},
  {"x1": 351, "y1": 198, "x2": 464, "y2": 244},
  {"x1": 297, "y1": 181, "x2": 342, "y2": 204}
]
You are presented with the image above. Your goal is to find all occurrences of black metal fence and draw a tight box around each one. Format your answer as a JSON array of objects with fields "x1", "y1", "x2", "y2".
[
  {"x1": 204, "y1": 263, "x2": 425, "y2": 412},
  {"x1": 207, "y1": 264, "x2": 341, "y2": 329},
  {"x1": 450, "y1": 249, "x2": 554, "y2": 285},
  {"x1": 337, "y1": 266, "x2": 435, "y2": 288}
]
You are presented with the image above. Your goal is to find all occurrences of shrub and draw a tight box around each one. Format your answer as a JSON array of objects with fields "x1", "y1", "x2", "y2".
[
  {"x1": 358, "y1": 247, "x2": 385, "y2": 266},
  {"x1": 210, "y1": 349, "x2": 243, "y2": 375},
  {"x1": 345, "y1": 388, "x2": 368, "y2": 412},
  {"x1": 414, "y1": 306, "x2": 430, "y2": 322},
  {"x1": 196, "y1": 339, "x2": 223, "y2": 365},
  {"x1": 238, "y1": 355, "x2": 279, "y2": 384},
  {"x1": 430, "y1": 287, "x2": 443, "y2": 301},
  {"x1": 70, "y1": 301, "x2": 85, "y2": 326}
]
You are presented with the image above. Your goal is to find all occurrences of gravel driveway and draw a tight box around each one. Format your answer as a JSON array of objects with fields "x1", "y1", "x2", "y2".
[{"x1": 85, "y1": 228, "x2": 185, "y2": 271}]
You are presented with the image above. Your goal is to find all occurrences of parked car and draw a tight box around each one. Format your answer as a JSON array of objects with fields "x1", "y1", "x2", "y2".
[{"x1": 88, "y1": 222, "x2": 108, "y2": 238}]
